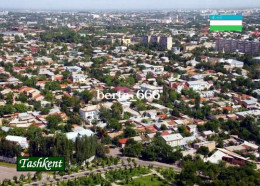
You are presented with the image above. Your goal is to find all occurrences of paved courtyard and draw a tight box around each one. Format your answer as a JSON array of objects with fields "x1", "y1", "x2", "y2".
[{"x1": 0, "y1": 166, "x2": 33, "y2": 181}]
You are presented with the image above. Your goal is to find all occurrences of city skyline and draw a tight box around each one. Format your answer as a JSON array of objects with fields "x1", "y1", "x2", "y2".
[{"x1": 1, "y1": 0, "x2": 260, "y2": 10}]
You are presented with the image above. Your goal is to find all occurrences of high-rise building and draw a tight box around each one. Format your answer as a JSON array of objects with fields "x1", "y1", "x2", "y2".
[
  {"x1": 160, "y1": 36, "x2": 173, "y2": 50},
  {"x1": 142, "y1": 35, "x2": 172, "y2": 50},
  {"x1": 215, "y1": 38, "x2": 260, "y2": 55},
  {"x1": 150, "y1": 35, "x2": 160, "y2": 43},
  {"x1": 142, "y1": 35, "x2": 151, "y2": 44}
]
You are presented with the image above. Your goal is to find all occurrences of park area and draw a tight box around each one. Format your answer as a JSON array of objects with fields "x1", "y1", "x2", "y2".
[{"x1": 124, "y1": 174, "x2": 170, "y2": 186}]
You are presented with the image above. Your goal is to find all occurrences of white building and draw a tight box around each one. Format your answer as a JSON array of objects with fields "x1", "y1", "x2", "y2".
[
  {"x1": 160, "y1": 57, "x2": 170, "y2": 63},
  {"x1": 140, "y1": 83, "x2": 163, "y2": 94},
  {"x1": 139, "y1": 63, "x2": 164, "y2": 75},
  {"x1": 5, "y1": 135, "x2": 29, "y2": 149},
  {"x1": 200, "y1": 90, "x2": 215, "y2": 98},
  {"x1": 221, "y1": 59, "x2": 244, "y2": 68},
  {"x1": 66, "y1": 127, "x2": 94, "y2": 142},
  {"x1": 162, "y1": 133, "x2": 183, "y2": 147},
  {"x1": 66, "y1": 66, "x2": 82, "y2": 73},
  {"x1": 72, "y1": 74, "x2": 87, "y2": 83},
  {"x1": 187, "y1": 58, "x2": 199, "y2": 67},
  {"x1": 187, "y1": 81, "x2": 211, "y2": 91},
  {"x1": 80, "y1": 105, "x2": 100, "y2": 122}
]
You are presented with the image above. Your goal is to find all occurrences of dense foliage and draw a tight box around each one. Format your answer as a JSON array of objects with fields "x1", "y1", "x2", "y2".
[
  {"x1": 29, "y1": 133, "x2": 97, "y2": 167},
  {"x1": 0, "y1": 139, "x2": 22, "y2": 158}
]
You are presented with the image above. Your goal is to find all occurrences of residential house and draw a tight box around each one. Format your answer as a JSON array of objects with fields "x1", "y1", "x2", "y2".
[
  {"x1": 187, "y1": 81, "x2": 211, "y2": 91},
  {"x1": 80, "y1": 105, "x2": 100, "y2": 123},
  {"x1": 72, "y1": 74, "x2": 87, "y2": 83},
  {"x1": 162, "y1": 133, "x2": 183, "y2": 147}
]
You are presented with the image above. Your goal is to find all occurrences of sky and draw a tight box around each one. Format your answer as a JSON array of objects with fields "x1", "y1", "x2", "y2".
[{"x1": 1, "y1": 0, "x2": 260, "y2": 10}]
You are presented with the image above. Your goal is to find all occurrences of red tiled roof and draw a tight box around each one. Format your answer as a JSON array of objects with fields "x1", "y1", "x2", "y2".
[
  {"x1": 161, "y1": 131, "x2": 170, "y2": 136},
  {"x1": 145, "y1": 126, "x2": 157, "y2": 133},
  {"x1": 223, "y1": 106, "x2": 233, "y2": 111},
  {"x1": 119, "y1": 138, "x2": 129, "y2": 144},
  {"x1": 114, "y1": 86, "x2": 131, "y2": 93}
]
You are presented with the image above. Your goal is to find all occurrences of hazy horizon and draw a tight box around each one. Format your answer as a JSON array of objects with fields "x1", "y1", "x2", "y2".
[{"x1": 1, "y1": 0, "x2": 260, "y2": 11}]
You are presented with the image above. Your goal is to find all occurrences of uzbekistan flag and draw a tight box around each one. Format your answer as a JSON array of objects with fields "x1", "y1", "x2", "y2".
[{"x1": 210, "y1": 15, "x2": 242, "y2": 32}]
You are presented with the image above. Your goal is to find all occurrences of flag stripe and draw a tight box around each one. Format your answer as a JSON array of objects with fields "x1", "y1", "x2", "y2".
[
  {"x1": 210, "y1": 25, "x2": 242, "y2": 32},
  {"x1": 210, "y1": 15, "x2": 242, "y2": 20},
  {"x1": 210, "y1": 20, "x2": 242, "y2": 26}
]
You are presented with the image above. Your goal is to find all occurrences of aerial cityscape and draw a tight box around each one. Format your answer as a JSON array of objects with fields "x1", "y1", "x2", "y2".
[{"x1": 0, "y1": 0, "x2": 260, "y2": 185}]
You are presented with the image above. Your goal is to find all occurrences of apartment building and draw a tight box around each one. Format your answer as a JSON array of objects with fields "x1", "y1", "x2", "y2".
[
  {"x1": 142, "y1": 35, "x2": 173, "y2": 50},
  {"x1": 215, "y1": 38, "x2": 260, "y2": 55}
]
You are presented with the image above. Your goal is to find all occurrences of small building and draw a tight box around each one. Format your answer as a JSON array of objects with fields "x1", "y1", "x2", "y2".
[
  {"x1": 241, "y1": 99, "x2": 258, "y2": 109},
  {"x1": 194, "y1": 141, "x2": 216, "y2": 151},
  {"x1": 161, "y1": 133, "x2": 183, "y2": 147},
  {"x1": 72, "y1": 74, "x2": 87, "y2": 83},
  {"x1": 66, "y1": 128, "x2": 94, "y2": 142},
  {"x1": 80, "y1": 105, "x2": 100, "y2": 122},
  {"x1": 202, "y1": 130, "x2": 214, "y2": 137},
  {"x1": 187, "y1": 125, "x2": 197, "y2": 136},
  {"x1": 206, "y1": 148, "x2": 250, "y2": 166},
  {"x1": 187, "y1": 81, "x2": 211, "y2": 91},
  {"x1": 119, "y1": 138, "x2": 129, "y2": 148},
  {"x1": 5, "y1": 135, "x2": 29, "y2": 149}
]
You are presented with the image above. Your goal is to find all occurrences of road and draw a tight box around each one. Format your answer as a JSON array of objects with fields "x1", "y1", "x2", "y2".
[{"x1": 109, "y1": 148, "x2": 182, "y2": 172}]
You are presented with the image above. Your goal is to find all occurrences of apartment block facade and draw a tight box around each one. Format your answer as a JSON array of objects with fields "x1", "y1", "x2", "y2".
[
  {"x1": 215, "y1": 38, "x2": 260, "y2": 55},
  {"x1": 142, "y1": 35, "x2": 173, "y2": 50}
]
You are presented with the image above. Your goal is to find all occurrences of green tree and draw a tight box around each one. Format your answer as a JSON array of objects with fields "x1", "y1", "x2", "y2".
[
  {"x1": 46, "y1": 115, "x2": 63, "y2": 130},
  {"x1": 196, "y1": 146, "x2": 209, "y2": 157},
  {"x1": 123, "y1": 127, "x2": 136, "y2": 138},
  {"x1": 79, "y1": 90, "x2": 93, "y2": 104}
]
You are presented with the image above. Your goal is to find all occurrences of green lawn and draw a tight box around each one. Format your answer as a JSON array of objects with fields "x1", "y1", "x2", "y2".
[
  {"x1": 0, "y1": 162, "x2": 16, "y2": 168},
  {"x1": 124, "y1": 175, "x2": 170, "y2": 186}
]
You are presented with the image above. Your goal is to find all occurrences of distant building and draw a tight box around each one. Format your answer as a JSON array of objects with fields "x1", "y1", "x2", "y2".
[
  {"x1": 172, "y1": 47, "x2": 181, "y2": 54},
  {"x1": 150, "y1": 35, "x2": 160, "y2": 43},
  {"x1": 187, "y1": 81, "x2": 211, "y2": 91},
  {"x1": 66, "y1": 66, "x2": 82, "y2": 73},
  {"x1": 140, "y1": 83, "x2": 163, "y2": 94},
  {"x1": 215, "y1": 38, "x2": 260, "y2": 55},
  {"x1": 142, "y1": 35, "x2": 172, "y2": 50},
  {"x1": 72, "y1": 74, "x2": 87, "y2": 83},
  {"x1": 220, "y1": 59, "x2": 244, "y2": 68},
  {"x1": 159, "y1": 36, "x2": 173, "y2": 50},
  {"x1": 142, "y1": 35, "x2": 151, "y2": 44}
]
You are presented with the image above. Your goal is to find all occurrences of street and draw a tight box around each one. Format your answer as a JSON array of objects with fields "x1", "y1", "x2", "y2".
[{"x1": 109, "y1": 147, "x2": 182, "y2": 172}]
